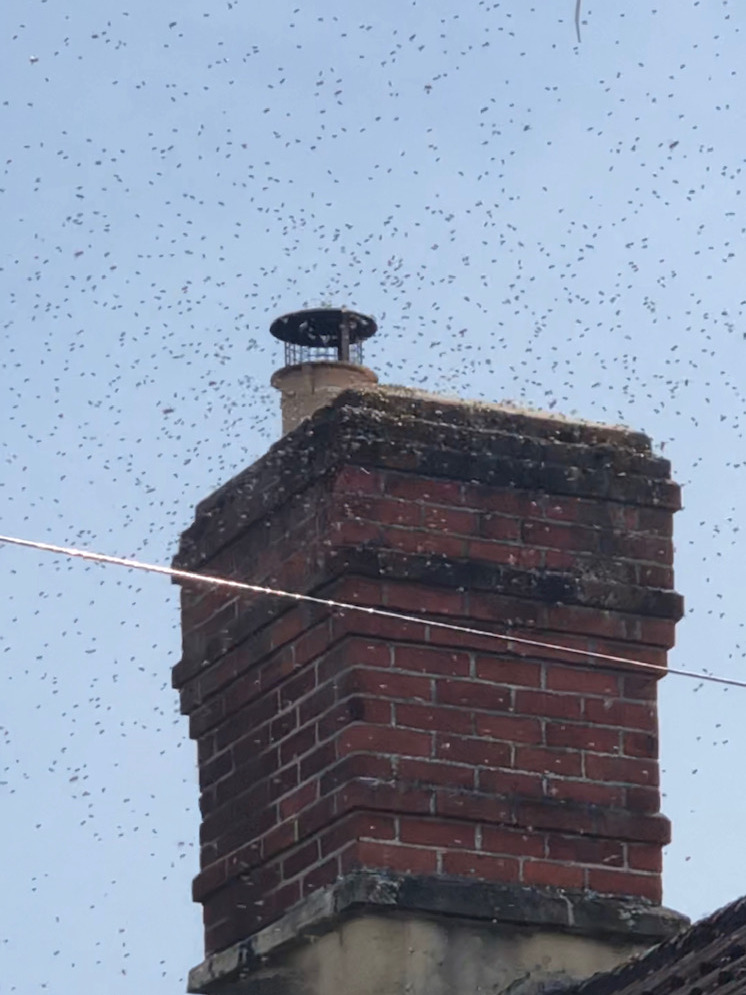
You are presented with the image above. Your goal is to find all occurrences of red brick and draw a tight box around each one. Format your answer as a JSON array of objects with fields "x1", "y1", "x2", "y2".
[
  {"x1": 319, "y1": 813, "x2": 396, "y2": 857},
  {"x1": 394, "y1": 644, "x2": 471, "y2": 677},
  {"x1": 297, "y1": 793, "x2": 337, "y2": 838},
  {"x1": 462, "y1": 485, "x2": 540, "y2": 517},
  {"x1": 595, "y1": 810, "x2": 670, "y2": 845},
  {"x1": 637, "y1": 618, "x2": 677, "y2": 648},
  {"x1": 279, "y1": 780, "x2": 318, "y2": 820},
  {"x1": 293, "y1": 624, "x2": 332, "y2": 670},
  {"x1": 481, "y1": 826, "x2": 544, "y2": 858},
  {"x1": 399, "y1": 817, "x2": 476, "y2": 850},
  {"x1": 467, "y1": 540, "x2": 543, "y2": 569},
  {"x1": 271, "y1": 879, "x2": 302, "y2": 917},
  {"x1": 332, "y1": 465, "x2": 385, "y2": 496},
  {"x1": 516, "y1": 746, "x2": 582, "y2": 777},
  {"x1": 637, "y1": 507, "x2": 673, "y2": 537},
  {"x1": 515, "y1": 690, "x2": 582, "y2": 721},
  {"x1": 262, "y1": 820, "x2": 297, "y2": 859},
  {"x1": 282, "y1": 838, "x2": 319, "y2": 880},
  {"x1": 623, "y1": 731, "x2": 658, "y2": 758},
  {"x1": 437, "y1": 679, "x2": 510, "y2": 711},
  {"x1": 625, "y1": 785, "x2": 660, "y2": 813},
  {"x1": 332, "y1": 519, "x2": 382, "y2": 546},
  {"x1": 546, "y1": 723, "x2": 621, "y2": 754},
  {"x1": 585, "y1": 754, "x2": 658, "y2": 786},
  {"x1": 628, "y1": 535, "x2": 673, "y2": 564},
  {"x1": 627, "y1": 843, "x2": 662, "y2": 873},
  {"x1": 279, "y1": 667, "x2": 317, "y2": 709},
  {"x1": 225, "y1": 839, "x2": 263, "y2": 876},
  {"x1": 442, "y1": 851, "x2": 520, "y2": 882},
  {"x1": 298, "y1": 685, "x2": 336, "y2": 724},
  {"x1": 543, "y1": 606, "x2": 629, "y2": 641},
  {"x1": 335, "y1": 610, "x2": 428, "y2": 645},
  {"x1": 398, "y1": 757, "x2": 476, "y2": 791},
  {"x1": 475, "y1": 656, "x2": 542, "y2": 687},
  {"x1": 302, "y1": 856, "x2": 339, "y2": 896},
  {"x1": 342, "y1": 496, "x2": 422, "y2": 528},
  {"x1": 436, "y1": 735, "x2": 511, "y2": 769},
  {"x1": 317, "y1": 640, "x2": 392, "y2": 683},
  {"x1": 545, "y1": 666, "x2": 620, "y2": 696},
  {"x1": 516, "y1": 800, "x2": 595, "y2": 837},
  {"x1": 338, "y1": 724, "x2": 432, "y2": 759},
  {"x1": 182, "y1": 587, "x2": 238, "y2": 632},
  {"x1": 319, "y1": 754, "x2": 394, "y2": 795},
  {"x1": 323, "y1": 577, "x2": 385, "y2": 609},
  {"x1": 198, "y1": 650, "x2": 242, "y2": 700},
  {"x1": 477, "y1": 769, "x2": 544, "y2": 799},
  {"x1": 544, "y1": 498, "x2": 580, "y2": 522},
  {"x1": 345, "y1": 841, "x2": 438, "y2": 875},
  {"x1": 344, "y1": 667, "x2": 433, "y2": 703},
  {"x1": 267, "y1": 764, "x2": 300, "y2": 803},
  {"x1": 510, "y1": 633, "x2": 593, "y2": 666},
  {"x1": 481, "y1": 515, "x2": 522, "y2": 542},
  {"x1": 267, "y1": 608, "x2": 308, "y2": 651},
  {"x1": 279, "y1": 724, "x2": 316, "y2": 766},
  {"x1": 522, "y1": 860, "x2": 584, "y2": 890},
  {"x1": 190, "y1": 695, "x2": 226, "y2": 738},
  {"x1": 197, "y1": 733, "x2": 217, "y2": 766},
  {"x1": 317, "y1": 698, "x2": 390, "y2": 741},
  {"x1": 299, "y1": 741, "x2": 337, "y2": 780},
  {"x1": 384, "y1": 583, "x2": 467, "y2": 618},
  {"x1": 384, "y1": 527, "x2": 468, "y2": 559},
  {"x1": 220, "y1": 695, "x2": 276, "y2": 751},
  {"x1": 423, "y1": 505, "x2": 478, "y2": 535},
  {"x1": 584, "y1": 698, "x2": 656, "y2": 732},
  {"x1": 544, "y1": 548, "x2": 581, "y2": 571},
  {"x1": 385, "y1": 475, "x2": 463, "y2": 506},
  {"x1": 199, "y1": 749, "x2": 233, "y2": 790},
  {"x1": 339, "y1": 778, "x2": 433, "y2": 817},
  {"x1": 638, "y1": 564, "x2": 674, "y2": 589},
  {"x1": 396, "y1": 703, "x2": 473, "y2": 736},
  {"x1": 316, "y1": 817, "x2": 355, "y2": 859},
  {"x1": 258, "y1": 651, "x2": 294, "y2": 698},
  {"x1": 547, "y1": 835, "x2": 624, "y2": 867},
  {"x1": 192, "y1": 859, "x2": 229, "y2": 902},
  {"x1": 621, "y1": 674, "x2": 657, "y2": 701},
  {"x1": 270, "y1": 707, "x2": 299, "y2": 743},
  {"x1": 475, "y1": 713, "x2": 542, "y2": 744},
  {"x1": 522, "y1": 521, "x2": 597, "y2": 552},
  {"x1": 468, "y1": 593, "x2": 543, "y2": 628},
  {"x1": 436, "y1": 790, "x2": 513, "y2": 824},
  {"x1": 587, "y1": 867, "x2": 661, "y2": 902}
]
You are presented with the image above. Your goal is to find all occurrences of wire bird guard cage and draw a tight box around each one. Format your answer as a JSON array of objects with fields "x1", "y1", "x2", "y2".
[{"x1": 270, "y1": 308, "x2": 378, "y2": 367}]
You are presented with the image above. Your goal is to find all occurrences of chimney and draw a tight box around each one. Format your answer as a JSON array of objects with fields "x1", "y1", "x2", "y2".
[
  {"x1": 269, "y1": 307, "x2": 378, "y2": 434},
  {"x1": 172, "y1": 312, "x2": 687, "y2": 995}
]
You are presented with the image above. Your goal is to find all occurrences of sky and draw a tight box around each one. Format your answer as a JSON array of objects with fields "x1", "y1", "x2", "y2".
[{"x1": 1, "y1": 1, "x2": 745, "y2": 991}]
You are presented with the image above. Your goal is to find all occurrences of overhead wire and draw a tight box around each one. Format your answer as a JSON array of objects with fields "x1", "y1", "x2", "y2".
[{"x1": 1, "y1": 532, "x2": 745, "y2": 690}]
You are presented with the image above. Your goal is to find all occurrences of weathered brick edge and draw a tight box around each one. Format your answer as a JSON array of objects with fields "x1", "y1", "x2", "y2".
[
  {"x1": 174, "y1": 386, "x2": 679, "y2": 573},
  {"x1": 187, "y1": 870, "x2": 689, "y2": 994}
]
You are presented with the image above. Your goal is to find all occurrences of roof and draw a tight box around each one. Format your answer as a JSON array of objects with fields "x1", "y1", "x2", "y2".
[{"x1": 558, "y1": 894, "x2": 746, "y2": 995}]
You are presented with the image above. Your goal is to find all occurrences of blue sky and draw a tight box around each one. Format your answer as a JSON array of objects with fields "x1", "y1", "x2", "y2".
[{"x1": 2, "y1": 1, "x2": 745, "y2": 991}]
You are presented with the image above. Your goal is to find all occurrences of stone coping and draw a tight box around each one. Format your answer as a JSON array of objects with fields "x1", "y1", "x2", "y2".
[{"x1": 187, "y1": 871, "x2": 688, "y2": 993}]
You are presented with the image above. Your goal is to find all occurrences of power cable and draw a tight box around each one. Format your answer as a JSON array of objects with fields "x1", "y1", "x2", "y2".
[{"x1": 1, "y1": 532, "x2": 745, "y2": 690}]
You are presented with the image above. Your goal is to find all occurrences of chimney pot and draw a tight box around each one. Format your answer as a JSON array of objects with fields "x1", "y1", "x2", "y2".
[{"x1": 270, "y1": 308, "x2": 378, "y2": 433}]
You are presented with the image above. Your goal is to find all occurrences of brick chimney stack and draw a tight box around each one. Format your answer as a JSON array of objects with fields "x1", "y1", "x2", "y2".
[{"x1": 172, "y1": 311, "x2": 686, "y2": 995}]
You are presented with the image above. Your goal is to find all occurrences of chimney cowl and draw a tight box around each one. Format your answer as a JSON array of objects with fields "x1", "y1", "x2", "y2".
[
  {"x1": 270, "y1": 307, "x2": 377, "y2": 366},
  {"x1": 270, "y1": 307, "x2": 378, "y2": 434}
]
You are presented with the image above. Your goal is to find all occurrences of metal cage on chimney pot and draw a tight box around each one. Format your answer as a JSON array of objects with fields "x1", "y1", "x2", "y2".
[{"x1": 270, "y1": 307, "x2": 377, "y2": 367}]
